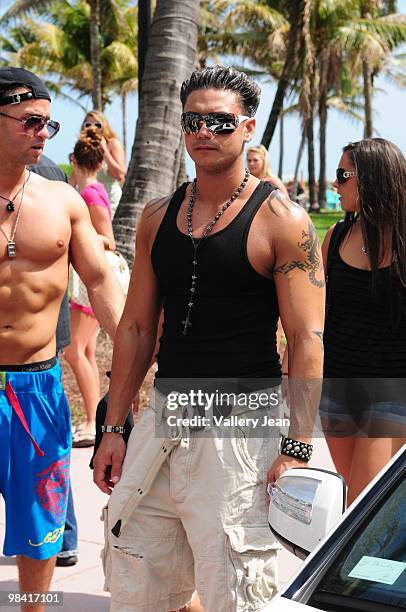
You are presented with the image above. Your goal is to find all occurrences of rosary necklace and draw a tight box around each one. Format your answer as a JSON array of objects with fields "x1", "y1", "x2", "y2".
[
  {"x1": 0, "y1": 170, "x2": 30, "y2": 258},
  {"x1": 181, "y1": 168, "x2": 250, "y2": 335},
  {"x1": 0, "y1": 171, "x2": 30, "y2": 212}
]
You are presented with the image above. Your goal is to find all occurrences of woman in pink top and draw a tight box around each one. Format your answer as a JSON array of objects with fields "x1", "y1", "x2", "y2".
[{"x1": 65, "y1": 127, "x2": 116, "y2": 446}]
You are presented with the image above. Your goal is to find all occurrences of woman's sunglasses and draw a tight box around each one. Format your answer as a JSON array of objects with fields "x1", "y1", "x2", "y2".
[
  {"x1": 0, "y1": 111, "x2": 60, "y2": 139},
  {"x1": 84, "y1": 121, "x2": 103, "y2": 129},
  {"x1": 336, "y1": 167, "x2": 357, "y2": 184},
  {"x1": 181, "y1": 112, "x2": 249, "y2": 135}
]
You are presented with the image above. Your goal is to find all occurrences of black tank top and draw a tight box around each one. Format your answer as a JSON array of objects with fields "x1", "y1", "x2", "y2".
[
  {"x1": 151, "y1": 181, "x2": 281, "y2": 382},
  {"x1": 324, "y1": 221, "x2": 406, "y2": 377}
]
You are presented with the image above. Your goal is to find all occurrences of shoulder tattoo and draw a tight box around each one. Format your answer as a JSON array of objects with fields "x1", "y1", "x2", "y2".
[
  {"x1": 145, "y1": 193, "x2": 172, "y2": 218},
  {"x1": 266, "y1": 189, "x2": 300, "y2": 216},
  {"x1": 274, "y1": 222, "x2": 325, "y2": 288}
]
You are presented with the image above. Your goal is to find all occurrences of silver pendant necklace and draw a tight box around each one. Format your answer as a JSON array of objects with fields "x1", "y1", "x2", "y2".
[
  {"x1": 0, "y1": 179, "x2": 27, "y2": 213},
  {"x1": 361, "y1": 245, "x2": 368, "y2": 255},
  {"x1": 0, "y1": 170, "x2": 30, "y2": 258},
  {"x1": 181, "y1": 168, "x2": 250, "y2": 335}
]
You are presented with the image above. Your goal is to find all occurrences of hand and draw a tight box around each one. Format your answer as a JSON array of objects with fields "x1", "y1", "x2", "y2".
[
  {"x1": 267, "y1": 454, "x2": 308, "y2": 485},
  {"x1": 100, "y1": 136, "x2": 108, "y2": 154},
  {"x1": 93, "y1": 434, "x2": 126, "y2": 495}
]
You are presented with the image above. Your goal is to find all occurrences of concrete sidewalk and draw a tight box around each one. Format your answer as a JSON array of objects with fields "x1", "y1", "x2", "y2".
[{"x1": 1, "y1": 439, "x2": 335, "y2": 611}]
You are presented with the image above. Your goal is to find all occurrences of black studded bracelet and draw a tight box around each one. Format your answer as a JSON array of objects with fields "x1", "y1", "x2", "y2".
[{"x1": 280, "y1": 435, "x2": 313, "y2": 462}]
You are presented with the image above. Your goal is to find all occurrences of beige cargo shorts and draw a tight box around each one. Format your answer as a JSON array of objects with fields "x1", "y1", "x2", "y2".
[{"x1": 102, "y1": 395, "x2": 281, "y2": 611}]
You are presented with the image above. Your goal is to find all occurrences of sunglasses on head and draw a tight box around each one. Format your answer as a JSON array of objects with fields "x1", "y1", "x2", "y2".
[
  {"x1": 84, "y1": 121, "x2": 103, "y2": 129},
  {"x1": 336, "y1": 167, "x2": 357, "y2": 184},
  {"x1": 0, "y1": 111, "x2": 60, "y2": 139},
  {"x1": 181, "y1": 112, "x2": 249, "y2": 135}
]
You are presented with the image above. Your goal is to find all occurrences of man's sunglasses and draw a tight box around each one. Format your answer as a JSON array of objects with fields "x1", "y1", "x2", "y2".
[
  {"x1": 181, "y1": 112, "x2": 249, "y2": 135},
  {"x1": 84, "y1": 121, "x2": 103, "y2": 129},
  {"x1": 336, "y1": 167, "x2": 357, "y2": 184},
  {"x1": 0, "y1": 111, "x2": 60, "y2": 139}
]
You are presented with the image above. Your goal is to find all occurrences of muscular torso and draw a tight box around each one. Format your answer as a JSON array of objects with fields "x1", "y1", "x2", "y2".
[
  {"x1": 0, "y1": 174, "x2": 71, "y2": 364},
  {"x1": 146, "y1": 179, "x2": 278, "y2": 279}
]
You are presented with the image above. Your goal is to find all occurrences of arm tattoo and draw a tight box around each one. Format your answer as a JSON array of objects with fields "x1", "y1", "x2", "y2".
[
  {"x1": 274, "y1": 222, "x2": 325, "y2": 288},
  {"x1": 145, "y1": 194, "x2": 172, "y2": 218},
  {"x1": 266, "y1": 189, "x2": 300, "y2": 216},
  {"x1": 313, "y1": 331, "x2": 324, "y2": 342}
]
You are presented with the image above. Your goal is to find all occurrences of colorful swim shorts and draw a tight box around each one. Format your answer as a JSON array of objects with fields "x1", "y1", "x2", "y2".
[{"x1": 0, "y1": 357, "x2": 71, "y2": 560}]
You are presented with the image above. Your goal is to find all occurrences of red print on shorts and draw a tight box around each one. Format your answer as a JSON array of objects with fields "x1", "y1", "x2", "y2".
[{"x1": 35, "y1": 456, "x2": 70, "y2": 521}]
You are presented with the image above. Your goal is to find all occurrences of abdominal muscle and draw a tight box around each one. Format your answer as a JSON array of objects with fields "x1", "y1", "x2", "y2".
[{"x1": 0, "y1": 266, "x2": 68, "y2": 365}]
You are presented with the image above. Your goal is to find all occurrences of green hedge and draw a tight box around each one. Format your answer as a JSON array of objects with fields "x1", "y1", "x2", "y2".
[{"x1": 310, "y1": 211, "x2": 344, "y2": 242}]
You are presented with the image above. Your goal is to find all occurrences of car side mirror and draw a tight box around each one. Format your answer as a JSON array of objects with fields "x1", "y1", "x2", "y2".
[{"x1": 268, "y1": 467, "x2": 346, "y2": 559}]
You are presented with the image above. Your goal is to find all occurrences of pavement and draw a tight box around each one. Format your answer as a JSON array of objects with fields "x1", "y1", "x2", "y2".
[{"x1": 0, "y1": 436, "x2": 335, "y2": 611}]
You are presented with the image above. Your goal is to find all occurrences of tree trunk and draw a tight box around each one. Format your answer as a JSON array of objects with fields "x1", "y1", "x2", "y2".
[
  {"x1": 307, "y1": 116, "x2": 317, "y2": 211},
  {"x1": 261, "y1": 1, "x2": 305, "y2": 148},
  {"x1": 113, "y1": 0, "x2": 199, "y2": 264},
  {"x1": 278, "y1": 109, "x2": 284, "y2": 179},
  {"x1": 122, "y1": 91, "x2": 127, "y2": 155},
  {"x1": 293, "y1": 127, "x2": 306, "y2": 195},
  {"x1": 90, "y1": 0, "x2": 102, "y2": 110},
  {"x1": 362, "y1": 58, "x2": 373, "y2": 138},
  {"x1": 318, "y1": 53, "x2": 328, "y2": 209},
  {"x1": 138, "y1": 0, "x2": 152, "y2": 103},
  {"x1": 176, "y1": 135, "x2": 188, "y2": 186}
]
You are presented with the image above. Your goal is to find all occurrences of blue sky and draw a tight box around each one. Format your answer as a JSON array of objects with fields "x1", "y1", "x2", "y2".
[{"x1": 1, "y1": 0, "x2": 405, "y2": 182}]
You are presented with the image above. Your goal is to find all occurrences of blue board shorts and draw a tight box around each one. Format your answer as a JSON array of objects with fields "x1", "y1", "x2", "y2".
[{"x1": 0, "y1": 357, "x2": 72, "y2": 560}]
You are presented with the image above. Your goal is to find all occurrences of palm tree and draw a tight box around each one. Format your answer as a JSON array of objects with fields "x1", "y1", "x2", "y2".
[
  {"x1": 113, "y1": 0, "x2": 199, "y2": 263},
  {"x1": 0, "y1": 1, "x2": 137, "y2": 112},
  {"x1": 0, "y1": 0, "x2": 133, "y2": 109}
]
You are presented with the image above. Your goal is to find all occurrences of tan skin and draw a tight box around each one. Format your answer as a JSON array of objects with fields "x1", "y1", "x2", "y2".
[
  {"x1": 93, "y1": 88, "x2": 325, "y2": 497},
  {"x1": 322, "y1": 151, "x2": 405, "y2": 506},
  {"x1": 0, "y1": 89, "x2": 125, "y2": 611}
]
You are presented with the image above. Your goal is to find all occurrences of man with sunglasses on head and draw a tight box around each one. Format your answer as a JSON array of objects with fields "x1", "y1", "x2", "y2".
[
  {"x1": 0, "y1": 67, "x2": 125, "y2": 609},
  {"x1": 94, "y1": 66, "x2": 325, "y2": 612}
]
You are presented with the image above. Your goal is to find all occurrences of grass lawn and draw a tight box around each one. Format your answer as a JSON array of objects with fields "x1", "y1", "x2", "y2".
[{"x1": 310, "y1": 210, "x2": 344, "y2": 242}]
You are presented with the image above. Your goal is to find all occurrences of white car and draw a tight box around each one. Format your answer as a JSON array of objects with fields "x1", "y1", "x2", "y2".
[{"x1": 265, "y1": 445, "x2": 406, "y2": 611}]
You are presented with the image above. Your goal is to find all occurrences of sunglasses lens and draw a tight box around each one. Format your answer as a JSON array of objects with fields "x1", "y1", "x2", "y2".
[
  {"x1": 85, "y1": 121, "x2": 102, "y2": 129},
  {"x1": 24, "y1": 116, "x2": 46, "y2": 132},
  {"x1": 47, "y1": 120, "x2": 60, "y2": 139},
  {"x1": 181, "y1": 112, "x2": 238, "y2": 135},
  {"x1": 207, "y1": 113, "x2": 237, "y2": 134},
  {"x1": 23, "y1": 116, "x2": 60, "y2": 139},
  {"x1": 336, "y1": 168, "x2": 346, "y2": 183},
  {"x1": 182, "y1": 113, "x2": 200, "y2": 134}
]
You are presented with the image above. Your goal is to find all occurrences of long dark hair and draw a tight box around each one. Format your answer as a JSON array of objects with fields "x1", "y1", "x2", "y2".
[{"x1": 343, "y1": 138, "x2": 406, "y2": 321}]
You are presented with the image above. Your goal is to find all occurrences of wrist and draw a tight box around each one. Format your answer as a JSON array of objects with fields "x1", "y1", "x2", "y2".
[
  {"x1": 101, "y1": 424, "x2": 125, "y2": 434},
  {"x1": 279, "y1": 434, "x2": 313, "y2": 462}
]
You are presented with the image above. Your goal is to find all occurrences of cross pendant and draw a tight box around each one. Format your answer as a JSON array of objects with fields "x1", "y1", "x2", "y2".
[
  {"x1": 7, "y1": 242, "x2": 16, "y2": 258},
  {"x1": 182, "y1": 314, "x2": 192, "y2": 335}
]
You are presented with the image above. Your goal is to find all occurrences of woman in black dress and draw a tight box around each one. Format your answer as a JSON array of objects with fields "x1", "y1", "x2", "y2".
[{"x1": 321, "y1": 138, "x2": 406, "y2": 505}]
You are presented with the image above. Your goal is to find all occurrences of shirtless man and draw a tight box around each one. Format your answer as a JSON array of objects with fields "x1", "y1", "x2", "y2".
[
  {"x1": 0, "y1": 67, "x2": 124, "y2": 610},
  {"x1": 94, "y1": 66, "x2": 325, "y2": 611}
]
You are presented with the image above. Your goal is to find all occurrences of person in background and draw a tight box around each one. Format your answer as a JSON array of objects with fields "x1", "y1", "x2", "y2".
[
  {"x1": 247, "y1": 144, "x2": 289, "y2": 197},
  {"x1": 321, "y1": 138, "x2": 406, "y2": 506},
  {"x1": 70, "y1": 110, "x2": 126, "y2": 214},
  {"x1": 64, "y1": 127, "x2": 118, "y2": 447},
  {"x1": 0, "y1": 66, "x2": 124, "y2": 611},
  {"x1": 28, "y1": 154, "x2": 78, "y2": 567}
]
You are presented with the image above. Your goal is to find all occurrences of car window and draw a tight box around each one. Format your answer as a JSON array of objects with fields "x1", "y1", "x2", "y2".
[{"x1": 309, "y1": 478, "x2": 406, "y2": 610}]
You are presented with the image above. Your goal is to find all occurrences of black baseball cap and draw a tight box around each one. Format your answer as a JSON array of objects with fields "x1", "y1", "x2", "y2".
[{"x1": 0, "y1": 67, "x2": 51, "y2": 106}]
